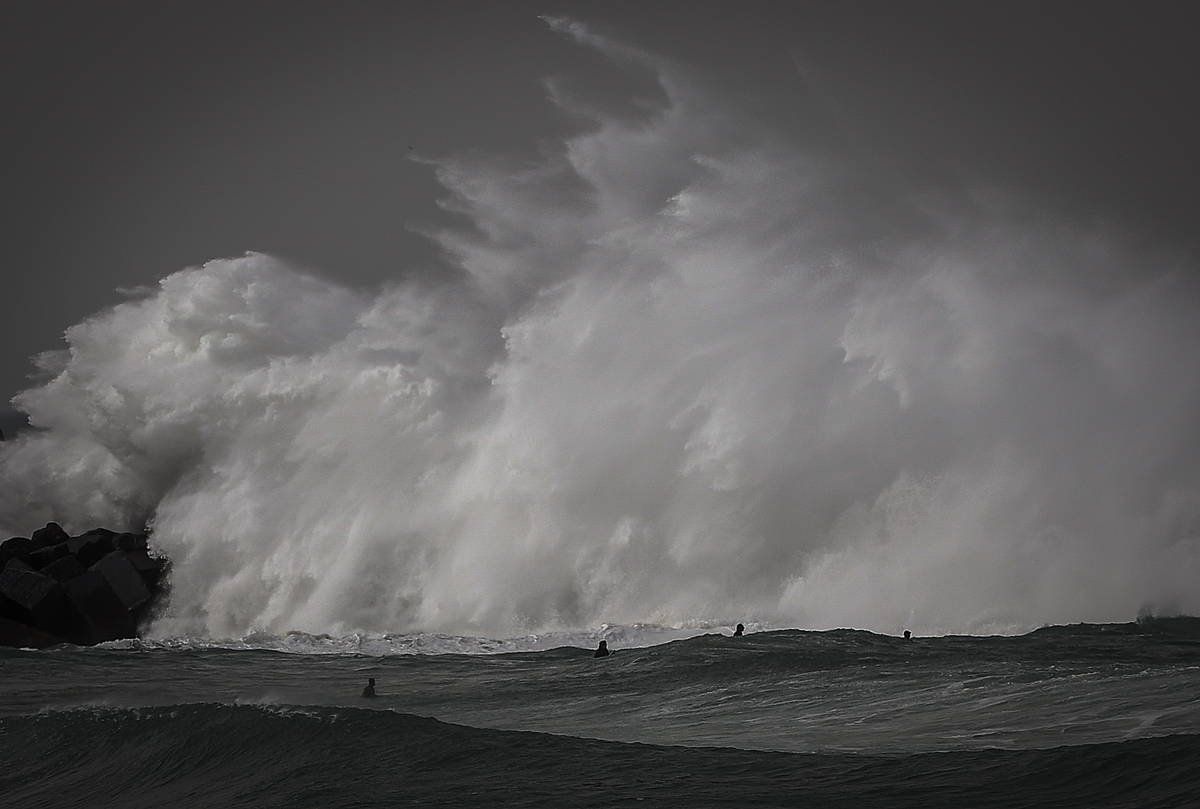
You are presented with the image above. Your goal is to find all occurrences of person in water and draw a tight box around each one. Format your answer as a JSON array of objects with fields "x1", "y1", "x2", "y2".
[
  {"x1": 734, "y1": 623, "x2": 745, "y2": 637},
  {"x1": 903, "y1": 630, "x2": 912, "y2": 640},
  {"x1": 593, "y1": 640, "x2": 611, "y2": 658},
  {"x1": 362, "y1": 677, "x2": 377, "y2": 697}
]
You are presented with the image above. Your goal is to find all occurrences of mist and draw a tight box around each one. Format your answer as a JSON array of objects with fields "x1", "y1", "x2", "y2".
[{"x1": 2, "y1": 21, "x2": 1197, "y2": 638}]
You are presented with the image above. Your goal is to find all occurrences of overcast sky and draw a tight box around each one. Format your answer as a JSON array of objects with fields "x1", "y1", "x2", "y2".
[{"x1": 4, "y1": 1, "x2": 1197, "y2": 436}]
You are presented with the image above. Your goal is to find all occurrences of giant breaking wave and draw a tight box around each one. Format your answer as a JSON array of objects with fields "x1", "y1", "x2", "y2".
[{"x1": 2, "y1": 20, "x2": 1198, "y2": 638}]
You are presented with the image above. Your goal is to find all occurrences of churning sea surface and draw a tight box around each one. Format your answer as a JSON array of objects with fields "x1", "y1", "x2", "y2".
[{"x1": 2, "y1": 619, "x2": 1199, "y2": 808}]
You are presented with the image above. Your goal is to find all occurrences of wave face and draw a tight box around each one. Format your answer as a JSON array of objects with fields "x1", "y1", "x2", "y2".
[
  {"x1": 4, "y1": 705, "x2": 1198, "y2": 809},
  {"x1": 2, "y1": 19, "x2": 1199, "y2": 638},
  {"x1": 4, "y1": 620, "x2": 1189, "y2": 755},
  {"x1": 3, "y1": 624, "x2": 1200, "y2": 808}
]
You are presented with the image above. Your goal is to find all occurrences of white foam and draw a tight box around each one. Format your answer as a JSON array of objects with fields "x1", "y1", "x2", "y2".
[
  {"x1": 1, "y1": 20, "x2": 1198, "y2": 639},
  {"x1": 101, "y1": 622, "x2": 731, "y2": 656}
]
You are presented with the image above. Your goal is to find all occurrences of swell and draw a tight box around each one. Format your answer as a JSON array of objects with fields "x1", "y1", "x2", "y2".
[
  {"x1": 3, "y1": 625, "x2": 1199, "y2": 765},
  {"x1": 17, "y1": 616, "x2": 1200, "y2": 666},
  {"x1": 605, "y1": 618, "x2": 1200, "y2": 675},
  {"x1": 1, "y1": 704, "x2": 1197, "y2": 809}
]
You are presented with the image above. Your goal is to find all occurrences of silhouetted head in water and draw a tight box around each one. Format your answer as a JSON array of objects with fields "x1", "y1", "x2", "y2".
[
  {"x1": 734, "y1": 623, "x2": 745, "y2": 637},
  {"x1": 903, "y1": 630, "x2": 911, "y2": 640},
  {"x1": 593, "y1": 640, "x2": 611, "y2": 658},
  {"x1": 362, "y1": 677, "x2": 376, "y2": 697}
]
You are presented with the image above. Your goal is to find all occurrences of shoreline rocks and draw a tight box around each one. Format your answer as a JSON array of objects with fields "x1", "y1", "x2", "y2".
[{"x1": 0, "y1": 523, "x2": 167, "y2": 649}]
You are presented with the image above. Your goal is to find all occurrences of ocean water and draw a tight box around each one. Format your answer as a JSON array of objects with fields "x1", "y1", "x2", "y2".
[
  {"x1": 3, "y1": 620, "x2": 1199, "y2": 808},
  {"x1": 3, "y1": 17, "x2": 1199, "y2": 807}
]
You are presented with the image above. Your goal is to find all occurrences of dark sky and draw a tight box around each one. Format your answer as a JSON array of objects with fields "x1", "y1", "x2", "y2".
[{"x1": 4, "y1": 0, "x2": 1197, "y2": 435}]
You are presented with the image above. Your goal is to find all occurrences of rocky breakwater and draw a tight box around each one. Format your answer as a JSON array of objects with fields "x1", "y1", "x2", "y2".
[{"x1": 0, "y1": 523, "x2": 167, "y2": 649}]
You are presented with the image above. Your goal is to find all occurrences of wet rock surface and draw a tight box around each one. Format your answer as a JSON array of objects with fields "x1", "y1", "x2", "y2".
[{"x1": 0, "y1": 523, "x2": 167, "y2": 648}]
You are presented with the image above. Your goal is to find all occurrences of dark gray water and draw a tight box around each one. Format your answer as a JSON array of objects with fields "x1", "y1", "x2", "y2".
[{"x1": 3, "y1": 620, "x2": 1199, "y2": 807}]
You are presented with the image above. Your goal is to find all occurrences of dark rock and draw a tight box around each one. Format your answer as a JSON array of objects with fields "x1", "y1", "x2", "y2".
[
  {"x1": 40, "y1": 554, "x2": 86, "y2": 583},
  {"x1": 65, "y1": 570, "x2": 135, "y2": 643},
  {"x1": 0, "y1": 523, "x2": 169, "y2": 648},
  {"x1": 0, "y1": 592, "x2": 20, "y2": 623},
  {"x1": 0, "y1": 537, "x2": 33, "y2": 567},
  {"x1": 126, "y1": 549, "x2": 166, "y2": 586},
  {"x1": 0, "y1": 564, "x2": 72, "y2": 634},
  {"x1": 4, "y1": 557, "x2": 34, "y2": 574},
  {"x1": 0, "y1": 616, "x2": 66, "y2": 649},
  {"x1": 68, "y1": 531, "x2": 116, "y2": 568},
  {"x1": 0, "y1": 563, "x2": 56, "y2": 609},
  {"x1": 27, "y1": 541, "x2": 70, "y2": 570},
  {"x1": 0, "y1": 559, "x2": 32, "y2": 622},
  {"x1": 30, "y1": 522, "x2": 70, "y2": 550},
  {"x1": 0, "y1": 564, "x2": 37, "y2": 619},
  {"x1": 114, "y1": 532, "x2": 148, "y2": 552},
  {"x1": 93, "y1": 551, "x2": 151, "y2": 611}
]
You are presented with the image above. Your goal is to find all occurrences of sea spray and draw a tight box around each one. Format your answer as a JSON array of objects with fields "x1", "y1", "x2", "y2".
[{"x1": 1, "y1": 20, "x2": 1198, "y2": 638}]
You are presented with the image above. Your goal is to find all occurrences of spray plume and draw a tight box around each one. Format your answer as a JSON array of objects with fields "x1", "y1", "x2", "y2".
[{"x1": 2, "y1": 21, "x2": 1198, "y2": 637}]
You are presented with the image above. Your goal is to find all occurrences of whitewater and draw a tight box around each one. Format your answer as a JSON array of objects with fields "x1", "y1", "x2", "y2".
[{"x1": 2, "y1": 18, "x2": 1199, "y2": 643}]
